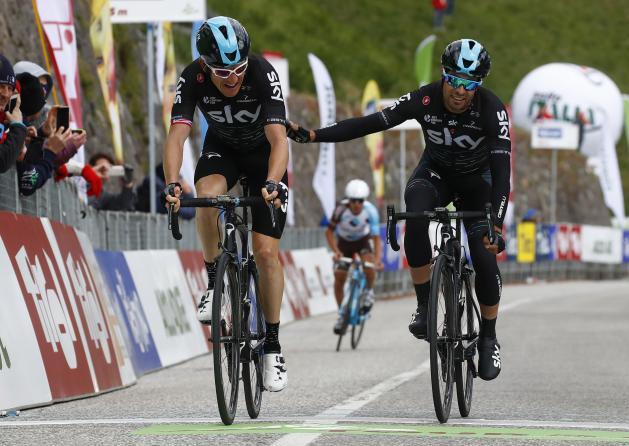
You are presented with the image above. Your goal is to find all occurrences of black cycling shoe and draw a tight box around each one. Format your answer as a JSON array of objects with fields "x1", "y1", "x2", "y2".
[
  {"x1": 477, "y1": 336, "x2": 501, "y2": 380},
  {"x1": 408, "y1": 305, "x2": 428, "y2": 339}
]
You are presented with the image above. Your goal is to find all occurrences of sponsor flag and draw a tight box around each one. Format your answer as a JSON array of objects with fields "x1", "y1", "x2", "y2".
[
  {"x1": 414, "y1": 34, "x2": 436, "y2": 87},
  {"x1": 35, "y1": 0, "x2": 84, "y2": 163},
  {"x1": 308, "y1": 53, "x2": 336, "y2": 219},
  {"x1": 90, "y1": 0, "x2": 124, "y2": 162},
  {"x1": 517, "y1": 222, "x2": 536, "y2": 263},
  {"x1": 361, "y1": 80, "x2": 385, "y2": 208},
  {"x1": 157, "y1": 22, "x2": 196, "y2": 191},
  {"x1": 190, "y1": 21, "x2": 208, "y2": 146},
  {"x1": 624, "y1": 94, "x2": 629, "y2": 152}
]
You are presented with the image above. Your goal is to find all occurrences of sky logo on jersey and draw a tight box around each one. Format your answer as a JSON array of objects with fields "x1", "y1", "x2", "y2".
[
  {"x1": 207, "y1": 104, "x2": 261, "y2": 123},
  {"x1": 426, "y1": 128, "x2": 486, "y2": 150},
  {"x1": 497, "y1": 110, "x2": 510, "y2": 140},
  {"x1": 266, "y1": 71, "x2": 283, "y2": 101},
  {"x1": 175, "y1": 77, "x2": 185, "y2": 104},
  {"x1": 390, "y1": 93, "x2": 411, "y2": 110}
]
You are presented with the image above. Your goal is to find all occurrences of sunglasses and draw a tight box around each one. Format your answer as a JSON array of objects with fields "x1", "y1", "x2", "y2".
[
  {"x1": 442, "y1": 71, "x2": 482, "y2": 91},
  {"x1": 202, "y1": 57, "x2": 248, "y2": 79},
  {"x1": 349, "y1": 198, "x2": 364, "y2": 204}
]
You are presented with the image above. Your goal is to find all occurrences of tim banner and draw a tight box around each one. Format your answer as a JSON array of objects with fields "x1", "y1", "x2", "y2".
[
  {"x1": 580, "y1": 225, "x2": 623, "y2": 264},
  {"x1": 309, "y1": 53, "x2": 336, "y2": 219}
]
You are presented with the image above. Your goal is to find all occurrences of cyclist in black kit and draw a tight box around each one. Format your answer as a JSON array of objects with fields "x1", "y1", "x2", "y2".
[
  {"x1": 163, "y1": 16, "x2": 289, "y2": 391},
  {"x1": 287, "y1": 39, "x2": 509, "y2": 381}
]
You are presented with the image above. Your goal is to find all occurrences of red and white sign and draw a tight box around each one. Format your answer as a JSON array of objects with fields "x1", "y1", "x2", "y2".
[
  {"x1": 177, "y1": 251, "x2": 212, "y2": 350},
  {"x1": 290, "y1": 248, "x2": 336, "y2": 316},
  {"x1": 556, "y1": 223, "x2": 582, "y2": 260}
]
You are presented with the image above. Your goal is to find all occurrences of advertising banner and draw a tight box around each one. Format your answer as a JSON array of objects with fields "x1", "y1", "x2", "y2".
[
  {"x1": 362, "y1": 80, "x2": 385, "y2": 207},
  {"x1": 110, "y1": 0, "x2": 205, "y2": 23},
  {"x1": 76, "y1": 233, "x2": 136, "y2": 386},
  {"x1": 536, "y1": 224, "x2": 556, "y2": 261},
  {"x1": 0, "y1": 236, "x2": 51, "y2": 410},
  {"x1": 580, "y1": 225, "x2": 623, "y2": 264},
  {"x1": 0, "y1": 213, "x2": 95, "y2": 399},
  {"x1": 308, "y1": 53, "x2": 336, "y2": 219},
  {"x1": 95, "y1": 250, "x2": 161, "y2": 375},
  {"x1": 624, "y1": 230, "x2": 629, "y2": 263},
  {"x1": 90, "y1": 0, "x2": 124, "y2": 162},
  {"x1": 35, "y1": 0, "x2": 84, "y2": 162},
  {"x1": 279, "y1": 251, "x2": 311, "y2": 320},
  {"x1": 504, "y1": 224, "x2": 518, "y2": 261},
  {"x1": 176, "y1": 251, "x2": 212, "y2": 350},
  {"x1": 290, "y1": 248, "x2": 336, "y2": 316},
  {"x1": 380, "y1": 224, "x2": 400, "y2": 271},
  {"x1": 124, "y1": 251, "x2": 207, "y2": 366},
  {"x1": 517, "y1": 222, "x2": 536, "y2": 263}
]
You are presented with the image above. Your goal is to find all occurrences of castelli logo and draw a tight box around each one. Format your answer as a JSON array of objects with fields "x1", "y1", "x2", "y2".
[
  {"x1": 197, "y1": 73, "x2": 205, "y2": 83},
  {"x1": 422, "y1": 96, "x2": 430, "y2": 106}
]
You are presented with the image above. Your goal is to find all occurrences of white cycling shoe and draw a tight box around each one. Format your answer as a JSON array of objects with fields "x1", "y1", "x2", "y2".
[
  {"x1": 196, "y1": 290, "x2": 213, "y2": 323},
  {"x1": 263, "y1": 353, "x2": 288, "y2": 392}
]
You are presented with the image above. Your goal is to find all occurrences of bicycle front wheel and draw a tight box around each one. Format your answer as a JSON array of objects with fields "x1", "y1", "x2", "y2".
[
  {"x1": 242, "y1": 263, "x2": 264, "y2": 419},
  {"x1": 428, "y1": 255, "x2": 455, "y2": 423},
  {"x1": 350, "y1": 282, "x2": 366, "y2": 349},
  {"x1": 455, "y1": 270, "x2": 478, "y2": 417},
  {"x1": 212, "y1": 255, "x2": 241, "y2": 425}
]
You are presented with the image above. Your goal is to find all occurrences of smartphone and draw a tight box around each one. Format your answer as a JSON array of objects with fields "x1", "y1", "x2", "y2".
[
  {"x1": 5, "y1": 95, "x2": 18, "y2": 113},
  {"x1": 56, "y1": 106, "x2": 70, "y2": 130},
  {"x1": 71, "y1": 129, "x2": 85, "y2": 135},
  {"x1": 108, "y1": 165, "x2": 125, "y2": 177}
]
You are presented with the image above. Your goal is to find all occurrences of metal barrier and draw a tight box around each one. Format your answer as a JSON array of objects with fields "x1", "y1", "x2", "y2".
[{"x1": 0, "y1": 168, "x2": 626, "y2": 297}]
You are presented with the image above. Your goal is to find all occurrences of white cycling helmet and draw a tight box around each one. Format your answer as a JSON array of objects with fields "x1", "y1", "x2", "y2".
[{"x1": 345, "y1": 179, "x2": 369, "y2": 200}]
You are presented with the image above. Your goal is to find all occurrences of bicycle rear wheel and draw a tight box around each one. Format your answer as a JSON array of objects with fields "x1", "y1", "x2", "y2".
[
  {"x1": 456, "y1": 270, "x2": 478, "y2": 417},
  {"x1": 212, "y1": 255, "x2": 241, "y2": 425},
  {"x1": 350, "y1": 282, "x2": 366, "y2": 349},
  {"x1": 242, "y1": 263, "x2": 265, "y2": 419},
  {"x1": 428, "y1": 255, "x2": 455, "y2": 423}
]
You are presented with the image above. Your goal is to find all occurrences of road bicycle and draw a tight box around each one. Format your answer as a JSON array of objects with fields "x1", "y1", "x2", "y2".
[
  {"x1": 335, "y1": 256, "x2": 375, "y2": 351},
  {"x1": 168, "y1": 178, "x2": 276, "y2": 425},
  {"x1": 386, "y1": 202, "x2": 496, "y2": 423}
]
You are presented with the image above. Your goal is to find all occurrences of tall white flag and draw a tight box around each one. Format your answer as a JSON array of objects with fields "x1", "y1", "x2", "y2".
[{"x1": 308, "y1": 53, "x2": 336, "y2": 219}]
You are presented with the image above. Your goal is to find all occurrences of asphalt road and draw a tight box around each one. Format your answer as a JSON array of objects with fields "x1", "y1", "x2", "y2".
[{"x1": 2, "y1": 280, "x2": 629, "y2": 446}]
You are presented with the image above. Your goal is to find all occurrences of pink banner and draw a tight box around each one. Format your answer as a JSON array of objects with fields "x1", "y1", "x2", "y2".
[{"x1": 35, "y1": 0, "x2": 84, "y2": 133}]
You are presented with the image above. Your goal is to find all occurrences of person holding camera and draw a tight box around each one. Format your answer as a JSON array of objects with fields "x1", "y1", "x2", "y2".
[
  {"x1": 0, "y1": 54, "x2": 27, "y2": 173},
  {"x1": 86, "y1": 152, "x2": 136, "y2": 211}
]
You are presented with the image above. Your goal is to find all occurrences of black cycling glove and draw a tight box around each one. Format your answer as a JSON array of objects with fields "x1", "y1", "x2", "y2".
[
  {"x1": 160, "y1": 182, "x2": 182, "y2": 206},
  {"x1": 264, "y1": 180, "x2": 289, "y2": 206},
  {"x1": 493, "y1": 230, "x2": 506, "y2": 254},
  {"x1": 285, "y1": 121, "x2": 311, "y2": 143}
]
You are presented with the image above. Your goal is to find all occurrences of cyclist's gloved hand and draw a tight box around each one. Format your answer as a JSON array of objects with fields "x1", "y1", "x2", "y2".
[
  {"x1": 263, "y1": 179, "x2": 289, "y2": 210},
  {"x1": 483, "y1": 226, "x2": 506, "y2": 255},
  {"x1": 285, "y1": 120, "x2": 312, "y2": 143},
  {"x1": 161, "y1": 182, "x2": 182, "y2": 212},
  {"x1": 494, "y1": 230, "x2": 506, "y2": 254}
]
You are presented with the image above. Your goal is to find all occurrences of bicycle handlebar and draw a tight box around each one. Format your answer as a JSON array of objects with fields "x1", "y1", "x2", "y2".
[
  {"x1": 386, "y1": 203, "x2": 495, "y2": 252},
  {"x1": 337, "y1": 256, "x2": 376, "y2": 269},
  {"x1": 168, "y1": 195, "x2": 278, "y2": 240}
]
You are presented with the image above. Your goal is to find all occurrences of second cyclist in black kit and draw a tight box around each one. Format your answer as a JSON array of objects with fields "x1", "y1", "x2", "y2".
[{"x1": 288, "y1": 39, "x2": 510, "y2": 381}]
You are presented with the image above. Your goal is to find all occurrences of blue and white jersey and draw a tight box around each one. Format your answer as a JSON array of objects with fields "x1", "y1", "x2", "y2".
[{"x1": 329, "y1": 200, "x2": 380, "y2": 242}]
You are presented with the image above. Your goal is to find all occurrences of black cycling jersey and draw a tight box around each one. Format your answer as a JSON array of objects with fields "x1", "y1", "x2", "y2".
[
  {"x1": 315, "y1": 81, "x2": 512, "y2": 226},
  {"x1": 171, "y1": 54, "x2": 286, "y2": 150}
]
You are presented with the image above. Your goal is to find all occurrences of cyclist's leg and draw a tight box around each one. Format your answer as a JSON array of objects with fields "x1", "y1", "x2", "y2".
[
  {"x1": 404, "y1": 160, "x2": 451, "y2": 337},
  {"x1": 459, "y1": 172, "x2": 502, "y2": 380},
  {"x1": 333, "y1": 266, "x2": 349, "y2": 308},
  {"x1": 358, "y1": 240, "x2": 376, "y2": 311}
]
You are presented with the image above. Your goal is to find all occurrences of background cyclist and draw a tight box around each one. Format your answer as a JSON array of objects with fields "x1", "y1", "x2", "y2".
[
  {"x1": 287, "y1": 39, "x2": 509, "y2": 381},
  {"x1": 327, "y1": 179, "x2": 383, "y2": 335},
  {"x1": 163, "y1": 16, "x2": 289, "y2": 392}
]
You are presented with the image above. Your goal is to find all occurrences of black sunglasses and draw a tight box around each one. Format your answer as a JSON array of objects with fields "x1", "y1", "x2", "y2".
[{"x1": 349, "y1": 198, "x2": 364, "y2": 203}]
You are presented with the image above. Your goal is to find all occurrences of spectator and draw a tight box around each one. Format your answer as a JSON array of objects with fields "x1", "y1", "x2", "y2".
[
  {"x1": 86, "y1": 152, "x2": 136, "y2": 211},
  {"x1": 445, "y1": 0, "x2": 455, "y2": 16},
  {"x1": 0, "y1": 54, "x2": 26, "y2": 173},
  {"x1": 14, "y1": 61, "x2": 54, "y2": 102},
  {"x1": 432, "y1": 0, "x2": 447, "y2": 31},
  {"x1": 15, "y1": 72, "x2": 70, "y2": 195},
  {"x1": 136, "y1": 163, "x2": 195, "y2": 219}
]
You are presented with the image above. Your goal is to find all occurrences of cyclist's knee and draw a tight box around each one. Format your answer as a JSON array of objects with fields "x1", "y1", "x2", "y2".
[{"x1": 253, "y1": 246, "x2": 279, "y2": 269}]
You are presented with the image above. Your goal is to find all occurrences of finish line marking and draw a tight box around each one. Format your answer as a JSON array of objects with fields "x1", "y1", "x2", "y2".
[{"x1": 132, "y1": 422, "x2": 629, "y2": 443}]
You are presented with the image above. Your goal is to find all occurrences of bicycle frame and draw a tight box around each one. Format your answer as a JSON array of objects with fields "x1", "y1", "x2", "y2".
[{"x1": 338, "y1": 257, "x2": 370, "y2": 326}]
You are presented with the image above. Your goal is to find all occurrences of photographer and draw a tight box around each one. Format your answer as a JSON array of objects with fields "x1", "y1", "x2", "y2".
[
  {"x1": 86, "y1": 152, "x2": 136, "y2": 211},
  {"x1": 0, "y1": 54, "x2": 26, "y2": 173}
]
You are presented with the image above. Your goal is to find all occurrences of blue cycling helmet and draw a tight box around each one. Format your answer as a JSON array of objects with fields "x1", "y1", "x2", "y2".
[
  {"x1": 441, "y1": 39, "x2": 491, "y2": 79},
  {"x1": 196, "y1": 16, "x2": 250, "y2": 67}
]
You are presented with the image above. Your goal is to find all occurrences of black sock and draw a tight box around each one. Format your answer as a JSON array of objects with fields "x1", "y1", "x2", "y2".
[
  {"x1": 480, "y1": 317, "x2": 497, "y2": 338},
  {"x1": 205, "y1": 260, "x2": 216, "y2": 289},
  {"x1": 414, "y1": 282, "x2": 430, "y2": 308},
  {"x1": 264, "y1": 322, "x2": 281, "y2": 354}
]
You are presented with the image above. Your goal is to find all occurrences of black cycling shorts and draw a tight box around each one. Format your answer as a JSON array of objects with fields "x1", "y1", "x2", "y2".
[
  {"x1": 335, "y1": 236, "x2": 373, "y2": 271},
  {"x1": 194, "y1": 139, "x2": 288, "y2": 239}
]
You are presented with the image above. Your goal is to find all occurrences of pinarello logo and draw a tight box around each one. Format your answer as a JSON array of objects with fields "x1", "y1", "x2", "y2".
[
  {"x1": 422, "y1": 96, "x2": 430, "y2": 106},
  {"x1": 197, "y1": 73, "x2": 205, "y2": 83}
]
